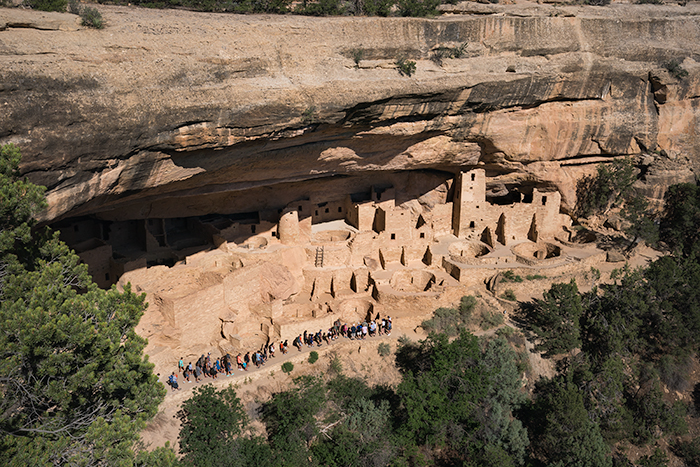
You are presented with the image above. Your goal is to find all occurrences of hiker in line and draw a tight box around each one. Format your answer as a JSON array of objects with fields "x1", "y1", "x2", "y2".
[
  {"x1": 168, "y1": 372, "x2": 180, "y2": 390},
  {"x1": 226, "y1": 354, "x2": 232, "y2": 375},
  {"x1": 369, "y1": 320, "x2": 377, "y2": 337}
]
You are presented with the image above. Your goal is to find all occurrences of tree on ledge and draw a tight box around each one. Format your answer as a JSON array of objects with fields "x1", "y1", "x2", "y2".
[
  {"x1": 520, "y1": 279, "x2": 583, "y2": 359},
  {"x1": 0, "y1": 144, "x2": 170, "y2": 466}
]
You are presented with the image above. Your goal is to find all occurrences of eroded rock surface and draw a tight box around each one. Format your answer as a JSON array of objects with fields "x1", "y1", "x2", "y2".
[{"x1": 1, "y1": 2, "x2": 698, "y2": 224}]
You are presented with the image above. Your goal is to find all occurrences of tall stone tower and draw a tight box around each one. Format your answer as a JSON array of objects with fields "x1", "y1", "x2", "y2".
[{"x1": 452, "y1": 169, "x2": 486, "y2": 238}]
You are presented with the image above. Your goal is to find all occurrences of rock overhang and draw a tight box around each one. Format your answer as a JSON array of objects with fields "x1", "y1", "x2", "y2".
[{"x1": 0, "y1": 3, "x2": 697, "y2": 225}]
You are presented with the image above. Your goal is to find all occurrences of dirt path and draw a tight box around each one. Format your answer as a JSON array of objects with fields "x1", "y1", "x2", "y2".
[{"x1": 142, "y1": 325, "x2": 409, "y2": 451}]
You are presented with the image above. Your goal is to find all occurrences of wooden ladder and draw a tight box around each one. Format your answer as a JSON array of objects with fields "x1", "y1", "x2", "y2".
[{"x1": 315, "y1": 246, "x2": 324, "y2": 268}]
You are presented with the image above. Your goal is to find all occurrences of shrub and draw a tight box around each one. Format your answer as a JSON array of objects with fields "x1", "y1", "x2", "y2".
[
  {"x1": 421, "y1": 295, "x2": 478, "y2": 335},
  {"x1": 295, "y1": 0, "x2": 345, "y2": 15},
  {"x1": 526, "y1": 274, "x2": 546, "y2": 280},
  {"x1": 27, "y1": 0, "x2": 67, "y2": 11},
  {"x1": 360, "y1": 0, "x2": 393, "y2": 15},
  {"x1": 282, "y1": 362, "x2": 294, "y2": 373},
  {"x1": 378, "y1": 343, "x2": 391, "y2": 357},
  {"x1": 67, "y1": 0, "x2": 80, "y2": 13},
  {"x1": 496, "y1": 326, "x2": 514, "y2": 338},
  {"x1": 301, "y1": 106, "x2": 317, "y2": 124},
  {"x1": 480, "y1": 311, "x2": 504, "y2": 330},
  {"x1": 397, "y1": 0, "x2": 439, "y2": 16},
  {"x1": 421, "y1": 306, "x2": 460, "y2": 335},
  {"x1": 459, "y1": 295, "x2": 477, "y2": 320},
  {"x1": 451, "y1": 41, "x2": 468, "y2": 58},
  {"x1": 672, "y1": 437, "x2": 700, "y2": 466},
  {"x1": 430, "y1": 48, "x2": 448, "y2": 67},
  {"x1": 251, "y1": 0, "x2": 292, "y2": 12},
  {"x1": 81, "y1": 6, "x2": 104, "y2": 29},
  {"x1": 351, "y1": 48, "x2": 364, "y2": 67},
  {"x1": 657, "y1": 354, "x2": 691, "y2": 391},
  {"x1": 501, "y1": 289, "x2": 516, "y2": 301},
  {"x1": 515, "y1": 350, "x2": 531, "y2": 374},
  {"x1": 329, "y1": 353, "x2": 343, "y2": 375},
  {"x1": 430, "y1": 42, "x2": 468, "y2": 66},
  {"x1": 395, "y1": 58, "x2": 416, "y2": 77},
  {"x1": 637, "y1": 448, "x2": 668, "y2": 467},
  {"x1": 501, "y1": 270, "x2": 523, "y2": 283},
  {"x1": 308, "y1": 351, "x2": 319, "y2": 364},
  {"x1": 665, "y1": 59, "x2": 689, "y2": 80}
]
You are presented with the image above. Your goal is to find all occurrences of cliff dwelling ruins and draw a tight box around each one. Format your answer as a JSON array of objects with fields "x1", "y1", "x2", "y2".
[{"x1": 53, "y1": 168, "x2": 605, "y2": 368}]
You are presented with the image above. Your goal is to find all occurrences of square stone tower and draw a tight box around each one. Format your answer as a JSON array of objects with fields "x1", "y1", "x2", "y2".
[{"x1": 452, "y1": 169, "x2": 486, "y2": 238}]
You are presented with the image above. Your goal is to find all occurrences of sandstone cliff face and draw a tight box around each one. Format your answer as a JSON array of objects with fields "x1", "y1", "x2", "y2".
[{"x1": 0, "y1": 2, "x2": 698, "y2": 222}]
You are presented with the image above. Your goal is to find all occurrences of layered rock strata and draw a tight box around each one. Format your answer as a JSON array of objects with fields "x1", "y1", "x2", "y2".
[{"x1": 0, "y1": 2, "x2": 698, "y2": 226}]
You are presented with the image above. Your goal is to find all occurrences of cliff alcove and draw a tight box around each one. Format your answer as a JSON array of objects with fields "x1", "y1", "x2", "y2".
[{"x1": 1, "y1": 1, "x2": 698, "y2": 390}]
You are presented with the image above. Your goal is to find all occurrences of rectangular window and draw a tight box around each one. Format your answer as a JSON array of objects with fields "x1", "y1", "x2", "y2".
[
  {"x1": 542, "y1": 196, "x2": 547, "y2": 205},
  {"x1": 391, "y1": 233, "x2": 396, "y2": 240},
  {"x1": 251, "y1": 225, "x2": 256, "y2": 234},
  {"x1": 338, "y1": 207, "x2": 342, "y2": 213},
  {"x1": 420, "y1": 232, "x2": 425, "y2": 238}
]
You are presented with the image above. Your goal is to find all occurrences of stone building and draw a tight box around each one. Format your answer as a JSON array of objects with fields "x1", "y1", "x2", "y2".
[{"x1": 452, "y1": 169, "x2": 570, "y2": 244}]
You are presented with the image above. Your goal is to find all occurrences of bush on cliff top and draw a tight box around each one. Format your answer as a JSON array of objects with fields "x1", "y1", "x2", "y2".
[
  {"x1": 27, "y1": 0, "x2": 67, "y2": 11},
  {"x1": 81, "y1": 0, "x2": 441, "y2": 16},
  {"x1": 80, "y1": 6, "x2": 104, "y2": 28}
]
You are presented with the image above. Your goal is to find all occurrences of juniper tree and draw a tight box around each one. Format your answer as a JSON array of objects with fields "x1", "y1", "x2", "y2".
[{"x1": 0, "y1": 144, "x2": 168, "y2": 466}]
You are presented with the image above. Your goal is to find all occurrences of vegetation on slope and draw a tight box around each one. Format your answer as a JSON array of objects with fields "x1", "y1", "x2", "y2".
[
  {"x1": 177, "y1": 332, "x2": 529, "y2": 466},
  {"x1": 21, "y1": 0, "x2": 459, "y2": 17}
]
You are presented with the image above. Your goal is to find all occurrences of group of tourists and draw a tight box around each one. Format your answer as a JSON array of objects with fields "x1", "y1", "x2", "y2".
[
  {"x1": 165, "y1": 315, "x2": 393, "y2": 390},
  {"x1": 167, "y1": 341, "x2": 290, "y2": 389},
  {"x1": 293, "y1": 316, "x2": 392, "y2": 351}
]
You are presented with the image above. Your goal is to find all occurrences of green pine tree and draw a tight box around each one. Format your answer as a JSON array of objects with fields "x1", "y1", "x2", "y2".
[{"x1": 0, "y1": 144, "x2": 169, "y2": 466}]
